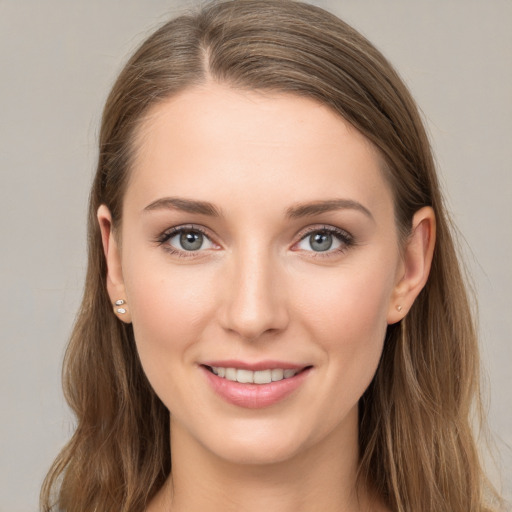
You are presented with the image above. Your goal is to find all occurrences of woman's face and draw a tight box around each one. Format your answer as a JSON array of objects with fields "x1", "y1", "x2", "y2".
[{"x1": 103, "y1": 84, "x2": 408, "y2": 465}]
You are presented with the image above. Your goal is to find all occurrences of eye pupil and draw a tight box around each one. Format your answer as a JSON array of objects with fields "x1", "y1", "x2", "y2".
[
  {"x1": 310, "y1": 232, "x2": 333, "y2": 251},
  {"x1": 180, "y1": 231, "x2": 203, "y2": 251}
]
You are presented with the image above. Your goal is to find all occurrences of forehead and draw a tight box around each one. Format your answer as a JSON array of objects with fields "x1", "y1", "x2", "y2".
[{"x1": 126, "y1": 83, "x2": 392, "y2": 217}]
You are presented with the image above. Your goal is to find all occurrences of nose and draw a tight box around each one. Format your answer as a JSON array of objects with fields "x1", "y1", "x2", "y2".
[{"x1": 219, "y1": 248, "x2": 289, "y2": 341}]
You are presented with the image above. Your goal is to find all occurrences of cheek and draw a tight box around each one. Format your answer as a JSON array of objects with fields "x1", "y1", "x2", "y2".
[
  {"x1": 296, "y1": 262, "x2": 394, "y2": 342},
  {"x1": 126, "y1": 254, "x2": 218, "y2": 333},
  {"x1": 294, "y1": 263, "x2": 395, "y2": 394},
  {"x1": 123, "y1": 261, "x2": 218, "y2": 399}
]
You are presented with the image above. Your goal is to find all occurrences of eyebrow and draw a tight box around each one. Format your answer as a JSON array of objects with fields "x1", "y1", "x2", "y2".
[
  {"x1": 286, "y1": 199, "x2": 374, "y2": 220},
  {"x1": 143, "y1": 196, "x2": 373, "y2": 221},
  {"x1": 143, "y1": 197, "x2": 221, "y2": 217}
]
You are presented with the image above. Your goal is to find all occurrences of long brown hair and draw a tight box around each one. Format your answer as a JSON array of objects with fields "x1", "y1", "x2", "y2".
[{"x1": 41, "y1": 1, "x2": 503, "y2": 511}]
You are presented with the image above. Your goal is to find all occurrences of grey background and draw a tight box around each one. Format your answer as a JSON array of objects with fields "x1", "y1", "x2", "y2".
[{"x1": 1, "y1": 1, "x2": 510, "y2": 510}]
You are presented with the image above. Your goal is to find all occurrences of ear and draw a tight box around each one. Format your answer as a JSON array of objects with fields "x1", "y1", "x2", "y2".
[
  {"x1": 97, "y1": 204, "x2": 132, "y2": 323},
  {"x1": 387, "y1": 206, "x2": 436, "y2": 324}
]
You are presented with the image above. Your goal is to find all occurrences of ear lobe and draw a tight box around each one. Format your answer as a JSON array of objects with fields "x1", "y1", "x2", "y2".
[
  {"x1": 387, "y1": 206, "x2": 436, "y2": 324},
  {"x1": 97, "y1": 205, "x2": 131, "y2": 323}
]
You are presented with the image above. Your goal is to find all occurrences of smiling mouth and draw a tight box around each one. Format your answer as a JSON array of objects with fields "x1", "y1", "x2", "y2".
[{"x1": 204, "y1": 366, "x2": 310, "y2": 384}]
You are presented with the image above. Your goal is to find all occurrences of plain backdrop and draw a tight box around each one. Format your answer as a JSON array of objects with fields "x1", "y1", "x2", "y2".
[{"x1": 1, "y1": 1, "x2": 511, "y2": 510}]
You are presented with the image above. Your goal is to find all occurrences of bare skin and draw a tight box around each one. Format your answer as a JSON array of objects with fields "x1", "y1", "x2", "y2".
[{"x1": 99, "y1": 83, "x2": 435, "y2": 512}]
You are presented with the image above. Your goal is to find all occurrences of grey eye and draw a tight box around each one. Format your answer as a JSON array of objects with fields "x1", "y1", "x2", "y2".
[
  {"x1": 167, "y1": 229, "x2": 215, "y2": 252},
  {"x1": 296, "y1": 230, "x2": 343, "y2": 252},
  {"x1": 180, "y1": 231, "x2": 204, "y2": 251},
  {"x1": 309, "y1": 232, "x2": 333, "y2": 251}
]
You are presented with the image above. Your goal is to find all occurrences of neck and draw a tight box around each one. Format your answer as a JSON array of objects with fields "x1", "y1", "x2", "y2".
[{"x1": 149, "y1": 408, "x2": 382, "y2": 512}]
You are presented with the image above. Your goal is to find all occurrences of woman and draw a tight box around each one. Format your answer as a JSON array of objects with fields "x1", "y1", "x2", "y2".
[{"x1": 41, "y1": 1, "x2": 504, "y2": 511}]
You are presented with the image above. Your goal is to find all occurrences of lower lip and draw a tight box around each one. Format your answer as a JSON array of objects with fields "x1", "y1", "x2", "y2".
[{"x1": 202, "y1": 366, "x2": 311, "y2": 409}]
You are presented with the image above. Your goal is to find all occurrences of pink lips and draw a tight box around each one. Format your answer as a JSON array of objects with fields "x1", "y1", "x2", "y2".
[{"x1": 201, "y1": 361, "x2": 311, "y2": 409}]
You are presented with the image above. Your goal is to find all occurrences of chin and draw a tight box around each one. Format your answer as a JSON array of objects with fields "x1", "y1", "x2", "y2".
[
  {"x1": 196, "y1": 415, "x2": 326, "y2": 467},
  {"x1": 211, "y1": 437, "x2": 306, "y2": 467}
]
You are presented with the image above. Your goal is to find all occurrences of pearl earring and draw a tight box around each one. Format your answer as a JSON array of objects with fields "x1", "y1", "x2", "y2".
[
  {"x1": 114, "y1": 299, "x2": 127, "y2": 314},
  {"x1": 396, "y1": 305, "x2": 403, "y2": 312}
]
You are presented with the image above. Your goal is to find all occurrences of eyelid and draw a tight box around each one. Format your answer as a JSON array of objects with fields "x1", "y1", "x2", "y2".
[
  {"x1": 154, "y1": 223, "x2": 354, "y2": 258},
  {"x1": 291, "y1": 224, "x2": 355, "y2": 254},
  {"x1": 155, "y1": 224, "x2": 221, "y2": 256}
]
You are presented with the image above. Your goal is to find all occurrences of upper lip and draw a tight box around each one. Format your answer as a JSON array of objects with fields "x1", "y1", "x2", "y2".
[{"x1": 201, "y1": 360, "x2": 309, "y2": 371}]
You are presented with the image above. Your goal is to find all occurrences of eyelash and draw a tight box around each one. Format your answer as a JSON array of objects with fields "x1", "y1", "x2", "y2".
[
  {"x1": 155, "y1": 224, "x2": 217, "y2": 258},
  {"x1": 293, "y1": 225, "x2": 355, "y2": 258},
  {"x1": 155, "y1": 224, "x2": 355, "y2": 258}
]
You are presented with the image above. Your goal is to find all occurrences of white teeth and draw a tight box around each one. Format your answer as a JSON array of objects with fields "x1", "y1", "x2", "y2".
[
  {"x1": 271, "y1": 368, "x2": 284, "y2": 381},
  {"x1": 254, "y1": 369, "x2": 272, "y2": 384},
  {"x1": 236, "y1": 369, "x2": 254, "y2": 383},
  {"x1": 225, "y1": 368, "x2": 237, "y2": 381},
  {"x1": 210, "y1": 366, "x2": 300, "y2": 384}
]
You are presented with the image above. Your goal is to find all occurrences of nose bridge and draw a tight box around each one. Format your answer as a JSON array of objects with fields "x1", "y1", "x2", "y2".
[{"x1": 221, "y1": 243, "x2": 288, "y2": 340}]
